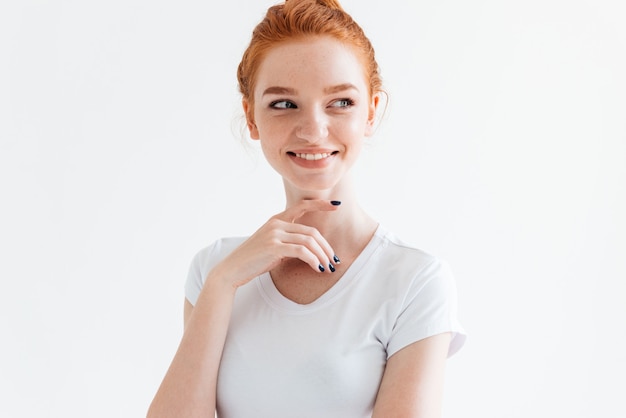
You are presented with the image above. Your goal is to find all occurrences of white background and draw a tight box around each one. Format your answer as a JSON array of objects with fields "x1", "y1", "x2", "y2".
[{"x1": 1, "y1": 0, "x2": 625, "y2": 417}]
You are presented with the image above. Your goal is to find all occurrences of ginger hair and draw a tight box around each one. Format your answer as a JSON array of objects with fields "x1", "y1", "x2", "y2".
[{"x1": 237, "y1": 0, "x2": 382, "y2": 110}]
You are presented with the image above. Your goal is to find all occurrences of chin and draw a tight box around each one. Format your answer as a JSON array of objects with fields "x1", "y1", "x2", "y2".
[{"x1": 287, "y1": 176, "x2": 341, "y2": 194}]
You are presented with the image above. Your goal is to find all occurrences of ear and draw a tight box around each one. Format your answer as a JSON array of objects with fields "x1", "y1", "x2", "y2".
[
  {"x1": 242, "y1": 99, "x2": 260, "y2": 140},
  {"x1": 364, "y1": 93, "x2": 381, "y2": 137}
]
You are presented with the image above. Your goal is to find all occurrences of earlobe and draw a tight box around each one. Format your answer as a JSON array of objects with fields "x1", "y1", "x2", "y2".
[
  {"x1": 248, "y1": 121, "x2": 260, "y2": 140},
  {"x1": 242, "y1": 99, "x2": 260, "y2": 140}
]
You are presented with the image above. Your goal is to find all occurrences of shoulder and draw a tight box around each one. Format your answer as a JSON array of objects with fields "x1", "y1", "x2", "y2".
[
  {"x1": 379, "y1": 229, "x2": 435, "y2": 262},
  {"x1": 192, "y1": 236, "x2": 248, "y2": 264},
  {"x1": 184, "y1": 236, "x2": 248, "y2": 305},
  {"x1": 188, "y1": 236, "x2": 248, "y2": 280},
  {"x1": 371, "y1": 227, "x2": 466, "y2": 358},
  {"x1": 375, "y1": 227, "x2": 449, "y2": 283},
  {"x1": 372, "y1": 228, "x2": 460, "y2": 328}
]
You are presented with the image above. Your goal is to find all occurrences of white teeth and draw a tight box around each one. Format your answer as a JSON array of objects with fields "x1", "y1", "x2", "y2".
[{"x1": 295, "y1": 152, "x2": 332, "y2": 161}]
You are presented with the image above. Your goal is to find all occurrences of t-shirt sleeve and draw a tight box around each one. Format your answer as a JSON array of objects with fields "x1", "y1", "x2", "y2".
[
  {"x1": 386, "y1": 258, "x2": 466, "y2": 359},
  {"x1": 184, "y1": 240, "x2": 223, "y2": 306},
  {"x1": 184, "y1": 249, "x2": 205, "y2": 306},
  {"x1": 184, "y1": 238, "x2": 245, "y2": 306}
]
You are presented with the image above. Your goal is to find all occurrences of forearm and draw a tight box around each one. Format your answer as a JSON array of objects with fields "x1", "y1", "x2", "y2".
[{"x1": 147, "y1": 270, "x2": 237, "y2": 418}]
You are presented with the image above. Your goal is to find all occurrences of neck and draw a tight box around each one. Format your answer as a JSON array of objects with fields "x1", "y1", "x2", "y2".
[{"x1": 282, "y1": 176, "x2": 378, "y2": 250}]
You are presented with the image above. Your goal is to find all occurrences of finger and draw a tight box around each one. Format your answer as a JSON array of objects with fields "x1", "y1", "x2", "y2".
[
  {"x1": 276, "y1": 200, "x2": 341, "y2": 224},
  {"x1": 280, "y1": 228, "x2": 334, "y2": 272},
  {"x1": 280, "y1": 242, "x2": 329, "y2": 273}
]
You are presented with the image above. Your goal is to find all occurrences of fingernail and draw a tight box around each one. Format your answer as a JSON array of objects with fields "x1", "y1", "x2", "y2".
[
  {"x1": 318, "y1": 264, "x2": 325, "y2": 272},
  {"x1": 329, "y1": 263, "x2": 336, "y2": 273},
  {"x1": 333, "y1": 255, "x2": 341, "y2": 264},
  {"x1": 330, "y1": 200, "x2": 342, "y2": 206}
]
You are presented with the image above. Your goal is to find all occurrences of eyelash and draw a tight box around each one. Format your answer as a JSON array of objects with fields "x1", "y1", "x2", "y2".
[
  {"x1": 331, "y1": 98, "x2": 354, "y2": 108},
  {"x1": 269, "y1": 100, "x2": 297, "y2": 109},
  {"x1": 268, "y1": 98, "x2": 355, "y2": 109}
]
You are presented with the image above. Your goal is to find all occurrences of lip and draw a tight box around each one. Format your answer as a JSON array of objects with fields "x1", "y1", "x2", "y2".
[
  {"x1": 287, "y1": 149, "x2": 338, "y2": 168},
  {"x1": 288, "y1": 148, "x2": 337, "y2": 154}
]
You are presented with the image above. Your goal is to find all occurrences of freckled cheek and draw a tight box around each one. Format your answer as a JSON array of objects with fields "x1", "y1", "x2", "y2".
[
  {"x1": 335, "y1": 119, "x2": 367, "y2": 141},
  {"x1": 256, "y1": 116, "x2": 296, "y2": 139},
  {"x1": 254, "y1": 130, "x2": 282, "y2": 153},
  {"x1": 257, "y1": 129, "x2": 291, "y2": 160}
]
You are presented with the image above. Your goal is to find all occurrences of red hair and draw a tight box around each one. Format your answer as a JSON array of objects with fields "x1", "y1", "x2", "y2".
[{"x1": 237, "y1": 0, "x2": 382, "y2": 108}]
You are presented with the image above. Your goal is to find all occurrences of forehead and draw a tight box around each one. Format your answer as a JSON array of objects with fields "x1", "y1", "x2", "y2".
[{"x1": 254, "y1": 36, "x2": 369, "y2": 96}]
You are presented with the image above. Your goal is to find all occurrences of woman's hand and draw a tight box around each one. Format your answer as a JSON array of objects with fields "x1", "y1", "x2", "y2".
[{"x1": 213, "y1": 199, "x2": 341, "y2": 288}]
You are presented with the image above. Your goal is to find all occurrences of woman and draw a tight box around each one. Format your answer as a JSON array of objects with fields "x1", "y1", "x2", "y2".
[{"x1": 148, "y1": 0, "x2": 465, "y2": 416}]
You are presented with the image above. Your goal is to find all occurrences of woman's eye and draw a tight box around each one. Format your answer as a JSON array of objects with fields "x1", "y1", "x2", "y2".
[
  {"x1": 270, "y1": 100, "x2": 297, "y2": 109},
  {"x1": 331, "y1": 98, "x2": 354, "y2": 108}
]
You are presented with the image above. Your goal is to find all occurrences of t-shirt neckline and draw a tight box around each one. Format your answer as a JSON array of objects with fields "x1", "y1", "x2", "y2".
[{"x1": 256, "y1": 224, "x2": 387, "y2": 314}]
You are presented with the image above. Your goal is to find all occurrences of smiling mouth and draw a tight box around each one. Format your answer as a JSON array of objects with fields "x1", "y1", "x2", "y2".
[{"x1": 288, "y1": 151, "x2": 338, "y2": 161}]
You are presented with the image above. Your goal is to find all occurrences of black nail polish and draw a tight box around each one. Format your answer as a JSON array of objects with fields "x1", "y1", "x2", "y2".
[
  {"x1": 333, "y1": 255, "x2": 341, "y2": 264},
  {"x1": 318, "y1": 264, "x2": 325, "y2": 272},
  {"x1": 329, "y1": 263, "x2": 336, "y2": 273},
  {"x1": 330, "y1": 200, "x2": 342, "y2": 206}
]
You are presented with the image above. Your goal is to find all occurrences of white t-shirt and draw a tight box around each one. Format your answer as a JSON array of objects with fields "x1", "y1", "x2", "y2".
[{"x1": 185, "y1": 225, "x2": 466, "y2": 418}]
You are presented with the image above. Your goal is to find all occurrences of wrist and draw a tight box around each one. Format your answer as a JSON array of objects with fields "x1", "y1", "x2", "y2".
[{"x1": 204, "y1": 261, "x2": 244, "y2": 294}]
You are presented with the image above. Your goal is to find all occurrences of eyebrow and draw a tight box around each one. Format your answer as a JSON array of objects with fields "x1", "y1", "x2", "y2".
[
  {"x1": 261, "y1": 83, "x2": 359, "y2": 96},
  {"x1": 324, "y1": 83, "x2": 359, "y2": 94},
  {"x1": 262, "y1": 86, "x2": 296, "y2": 96}
]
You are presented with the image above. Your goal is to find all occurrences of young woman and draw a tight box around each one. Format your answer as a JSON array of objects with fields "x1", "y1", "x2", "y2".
[{"x1": 148, "y1": 0, "x2": 465, "y2": 416}]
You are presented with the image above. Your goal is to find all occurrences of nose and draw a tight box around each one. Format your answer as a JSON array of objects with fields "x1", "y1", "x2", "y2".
[{"x1": 296, "y1": 107, "x2": 328, "y2": 142}]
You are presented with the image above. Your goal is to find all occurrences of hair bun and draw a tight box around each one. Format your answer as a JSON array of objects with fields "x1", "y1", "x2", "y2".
[{"x1": 285, "y1": 0, "x2": 345, "y2": 12}]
